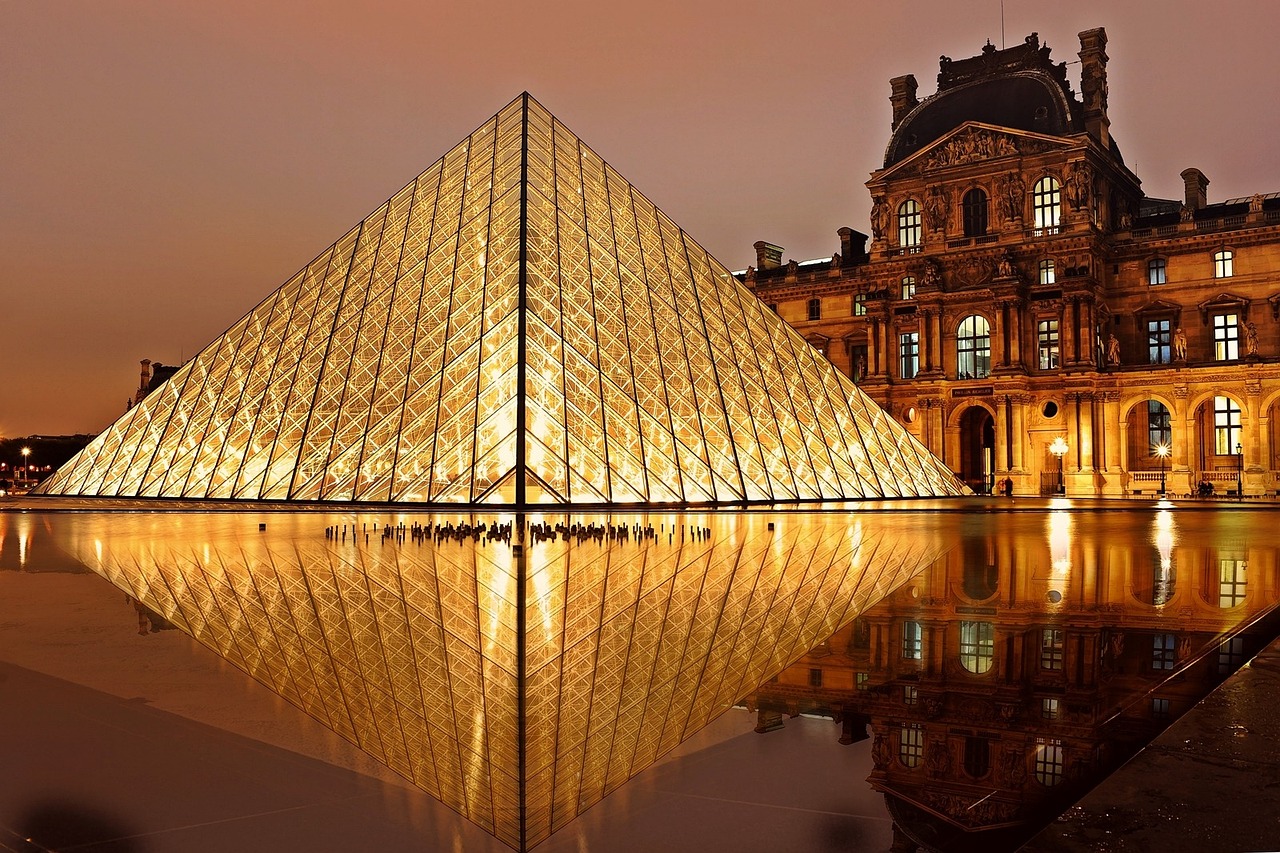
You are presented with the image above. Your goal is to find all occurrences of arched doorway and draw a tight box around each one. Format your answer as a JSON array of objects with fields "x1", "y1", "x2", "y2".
[{"x1": 959, "y1": 407, "x2": 995, "y2": 494}]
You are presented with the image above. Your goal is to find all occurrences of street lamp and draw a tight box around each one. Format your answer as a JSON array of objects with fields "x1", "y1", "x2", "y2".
[
  {"x1": 20, "y1": 447, "x2": 30, "y2": 483},
  {"x1": 1236, "y1": 441, "x2": 1244, "y2": 497},
  {"x1": 1049, "y1": 436, "x2": 1069, "y2": 496},
  {"x1": 1155, "y1": 442, "x2": 1170, "y2": 496}
]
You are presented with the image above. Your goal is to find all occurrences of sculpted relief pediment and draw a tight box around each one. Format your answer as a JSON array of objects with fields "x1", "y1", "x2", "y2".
[{"x1": 880, "y1": 124, "x2": 1069, "y2": 181}]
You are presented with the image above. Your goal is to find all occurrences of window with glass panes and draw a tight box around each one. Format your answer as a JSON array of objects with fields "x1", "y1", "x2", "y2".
[
  {"x1": 1214, "y1": 249, "x2": 1234, "y2": 278},
  {"x1": 1042, "y1": 697, "x2": 1060, "y2": 719},
  {"x1": 1035, "y1": 738, "x2": 1064, "y2": 786},
  {"x1": 901, "y1": 276, "x2": 916, "y2": 299},
  {"x1": 1213, "y1": 313, "x2": 1239, "y2": 360},
  {"x1": 1033, "y1": 177, "x2": 1061, "y2": 231},
  {"x1": 956, "y1": 315, "x2": 991, "y2": 379},
  {"x1": 1148, "y1": 257, "x2": 1167, "y2": 285},
  {"x1": 1218, "y1": 637, "x2": 1245, "y2": 674},
  {"x1": 1214, "y1": 396, "x2": 1241, "y2": 455},
  {"x1": 903, "y1": 621, "x2": 922, "y2": 660},
  {"x1": 856, "y1": 672, "x2": 869, "y2": 691},
  {"x1": 1040, "y1": 628, "x2": 1064, "y2": 670},
  {"x1": 1038, "y1": 319, "x2": 1060, "y2": 369},
  {"x1": 1152, "y1": 633, "x2": 1176, "y2": 670},
  {"x1": 962, "y1": 188, "x2": 989, "y2": 237},
  {"x1": 1219, "y1": 559, "x2": 1247, "y2": 608},
  {"x1": 960, "y1": 621, "x2": 995, "y2": 673},
  {"x1": 898, "y1": 200, "x2": 922, "y2": 249},
  {"x1": 903, "y1": 684, "x2": 918, "y2": 705},
  {"x1": 1147, "y1": 318, "x2": 1172, "y2": 364},
  {"x1": 1148, "y1": 401, "x2": 1171, "y2": 450},
  {"x1": 853, "y1": 293, "x2": 866, "y2": 316},
  {"x1": 1152, "y1": 697, "x2": 1171, "y2": 718},
  {"x1": 808, "y1": 668, "x2": 823, "y2": 687},
  {"x1": 1039, "y1": 258, "x2": 1056, "y2": 284},
  {"x1": 899, "y1": 724, "x2": 924, "y2": 767},
  {"x1": 807, "y1": 298, "x2": 821, "y2": 321},
  {"x1": 900, "y1": 332, "x2": 919, "y2": 379}
]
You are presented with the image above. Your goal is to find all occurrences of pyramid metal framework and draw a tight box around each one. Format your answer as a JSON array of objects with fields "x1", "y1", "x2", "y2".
[
  {"x1": 53, "y1": 511, "x2": 949, "y2": 850},
  {"x1": 39, "y1": 94, "x2": 964, "y2": 505}
]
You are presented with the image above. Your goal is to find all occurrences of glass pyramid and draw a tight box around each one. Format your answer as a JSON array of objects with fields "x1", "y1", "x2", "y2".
[
  {"x1": 38, "y1": 93, "x2": 964, "y2": 504},
  {"x1": 51, "y1": 510, "x2": 949, "y2": 850}
]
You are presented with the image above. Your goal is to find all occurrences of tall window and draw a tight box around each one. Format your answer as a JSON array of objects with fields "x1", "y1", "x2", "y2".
[
  {"x1": 807, "y1": 298, "x2": 821, "y2": 321},
  {"x1": 1148, "y1": 401, "x2": 1171, "y2": 450},
  {"x1": 1042, "y1": 697, "x2": 1060, "y2": 719},
  {"x1": 1219, "y1": 559, "x2": 1247, "y2": 608},
  {"x1": 1152, "y1": 697, "x2": 1171, "y2": 719},
  {"x1": 903, "y1": 621, "x2": 922, "y2": 660},
  {"x1": 901, "y1": 276, "x2": 916, "y2": 299},
  {"x1": 1148, "y1": 257, "x2": 1167, "y2": 285},
  {"x1": 1147, "y1": 319, "x2": 1172, "y2": 364},
  {"x1": 1035, "y1": 738, "x2": 1064, "y2": 786},
  {"x1": 850, "y1": 344, "x2": 867, "y2": 382},
  {"x1": 1214, "y1": 250, "x2": 1234, "y2": 278},
  {"x1": 1033, "y1": 176, "x2": 1062, "y2": 232},
  {"x1": 853, "y1": 293, "x2": 867, "y2": 316},
  {"x1": 898, "y1": 200, "x2": 922, "y2": 249},
  {"x1": 900, "y1": 332, "x2": 919, "y2": 379},
  {"x1": 1213, "y1": 313, "x2": 1239, "y2": 360},
  {"x1": 962, "y1": 188, "x2": 989, "y2": 237},
  {"x1": 1218, "y1": 637, "x2": 1246, "y2": 674},
  {"x1": 1214, "y1": 396, "x2": 1241, "y2": 455},
  {"x1": 956, "y1": 315, "x2": 991, "y2": 379},
  {"x1": 809, "y1": 668, "x2": 823, "y2": 687},
  {"x1": 903, "y1": 684, "x2": 918, "y2": 705},
  {"x1": 963, "y1": 737, "x2": 990, "y2": 778},
  {"x1": 1153, "y1": 633, "x2": 1176, "y2": 670},
  {"x1": 1040, "y1": 628, "x2": 1064, "y2": 671},
  {"x1": 1039, "y1": 258, "x2": 1056, "y2": 285},
  {"x1": 899, "y1": 724, "x2": 925, "y2": 767},
  {"x1": 959, "y1": 621, "x2": 994, "y2": 673},
  {"x1": 1038, "y1": 319, "x2": 1060, "y2": 369}
]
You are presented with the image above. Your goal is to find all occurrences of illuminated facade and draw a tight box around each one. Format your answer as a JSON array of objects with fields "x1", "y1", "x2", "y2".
[
  {"x1": 748, "y1": 28, "x2": 1280, "y2": 497},
  {"x1": 51, "y1": 510, "x2": 948, "y2": 850},
  {"x1": 37, "y1": 95, "x2": 962, "y2": 506}
]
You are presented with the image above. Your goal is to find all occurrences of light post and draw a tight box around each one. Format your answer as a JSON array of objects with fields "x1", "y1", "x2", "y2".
[
  {"x1": 1155, "y1": 442, "x2": 1170, "y2": 496},
  {"x1": 1236, "y1": 442, "x2": 1243, "y2": 497},
  {"x1": 1049, "y1": 436, "x2": 1069, "y2": 496},
  {"x1": 20, "y1": 447, "x2": 30, "y2": 485}
]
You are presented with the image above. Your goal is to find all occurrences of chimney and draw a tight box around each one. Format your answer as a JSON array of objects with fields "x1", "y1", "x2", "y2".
[
  {"x1": 1181, "y1": 168, "x2": 1209, "y2": 211},
  {"x1": 753, "y1": 241, "x2": 784, "y2": 270},
  {"x1": 889, "y1": 75, "x2": 918, "y2": 131},
  {"x1": 1077, "y1": 28, "x2": 1110, "y2": 147},
  {"x1": 837, "y1": 227, "x2": 869, "y2": 263}
]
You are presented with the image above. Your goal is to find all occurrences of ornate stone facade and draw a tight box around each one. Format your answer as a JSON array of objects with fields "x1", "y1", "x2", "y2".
[{"x1": 745, "y1": 28, "x2": 1280, "y2": 497}]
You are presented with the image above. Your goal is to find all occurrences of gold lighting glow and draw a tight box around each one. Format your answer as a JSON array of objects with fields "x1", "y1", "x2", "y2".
[{"x1": 36, "y1": 95, "x2": 963, "y2": 506}]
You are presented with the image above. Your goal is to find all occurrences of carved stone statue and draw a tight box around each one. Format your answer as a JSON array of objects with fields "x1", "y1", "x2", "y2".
[
  {"x1": 1107, "y1": 333, "x2": 1121, "y2": 365},
  {"x1": 830, "y1": 251, "x2": 841, "y2": 269},
  {"x1": 870, "y1": 196, "x2": 888, "y2": 240},
  {"x1": 1066, "y1": 162, "x2": 1092, "y2": 210},
  {"x1": 745, "y1": 265, "x2": 756, "y2": 284},
  {"x1": 1180, "y1": 204, "x2": 1194, "y2": 223},
  {"x1": 922, "y1": 258, "x2": 943, "y2": 289},
  {"x1": 998, "y1": 173, "x2": 1025, "y2": 224},
  {"x1": 1245, "y1": 321, "x2": 1259, "y2": 356},
  {"x1": 996, "y1": 253, "x2": 1015, "y2": 278},
  {"x1": 924, "y1": 186, "x2": 949, "y2": 231},
  {"x1": 925, "y1": 741, "x2": 953, "y2": 778},
  {"x1": 871, "y1": 733, "x2": 892, "y2": 769},
  {"x1": 1250, "y1": 193, "x2": 1265, "y2": 214},
  {"x1": 1174, "y1": 326, "x2": 1188, "y2": 361}
]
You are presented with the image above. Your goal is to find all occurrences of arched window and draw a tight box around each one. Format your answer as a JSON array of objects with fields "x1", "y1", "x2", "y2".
[
  {"x1": 959, "y1": 621, "x2": 994, "y2": 673},
  {"x1": 900, "y1": 275, "x2": 916, "y2": 299},
  {"x1": 1033, "y1": 177, "x2": 1061, "y2": 232},
  {"x1": 1148, "y1": 400, "x2": 1172, "y2": 451},
  {"x1": 1039, "y1": 258, "x2": 1056, "y2": 284},
  {"x1": 956, "y1": 315, "x2": 991, "y2": 379},
  {"x1": 962, "y1": 188, "x2": 989, "y2": 237},
  {"x1": 898, "y1": 200, "x2": 922, "y2": 249}
]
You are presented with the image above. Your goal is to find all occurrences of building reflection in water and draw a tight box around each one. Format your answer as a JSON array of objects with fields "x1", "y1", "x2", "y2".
[
  {"x1": 45, "y1": 510, "x2": 949, "y2": 852},
  {"x1": 749, "y1": 509, "x2": 1280, "y2": 852}
]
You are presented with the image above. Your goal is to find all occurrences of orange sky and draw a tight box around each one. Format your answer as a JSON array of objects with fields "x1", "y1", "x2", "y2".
[{"x1": 4, "y1": 0, "x2": 1278, "y2": 437}]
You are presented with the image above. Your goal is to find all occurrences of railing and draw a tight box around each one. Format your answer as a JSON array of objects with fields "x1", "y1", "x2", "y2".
[
  {"x1": 1131, "y1": 471, "x2": 1164, "y2": 482},
  {"x1": 1200, "y1": 471, "x2": 1237, "y2": 483}
]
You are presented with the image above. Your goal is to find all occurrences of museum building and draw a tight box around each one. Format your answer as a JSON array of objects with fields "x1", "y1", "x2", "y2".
[{"x1": 745, "y1": 28, "x2": 1280, "y2": 497}]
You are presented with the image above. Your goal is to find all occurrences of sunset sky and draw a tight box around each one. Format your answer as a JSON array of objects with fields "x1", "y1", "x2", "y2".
[{"x1": 4, "y1": 0, "x2": 1277, "y2": 437}]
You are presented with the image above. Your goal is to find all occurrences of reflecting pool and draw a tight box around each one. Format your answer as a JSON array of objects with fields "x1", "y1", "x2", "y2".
[{"x1": 1, "y1": 504, "x2": 1277, "y2": 852}]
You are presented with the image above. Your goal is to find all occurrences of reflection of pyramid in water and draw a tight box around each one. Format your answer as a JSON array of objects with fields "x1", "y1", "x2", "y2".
[
  {"x1": 40, "y1": 94, "x2": 963, "y2": 505},
  {"x1": 56, "y1": 512, "x2": 947, "y2": 850}
]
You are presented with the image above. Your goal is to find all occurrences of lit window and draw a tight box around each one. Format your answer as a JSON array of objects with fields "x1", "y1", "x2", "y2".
[
  {"x1": 1148, "y1": 258, "x2": 1167, "y2": 285},
  {"x1": 903, "y1": 684, "x2": 918, "y2": 705},
  {"x1": 1148, "y1": 401, "x2": 1171, "y2": 450},
  {"x1": 1213, "y1": 396, "x2": 1241, "y2": 455},
  {"x1": 1218, "y1": 636, "x2": 1246, "y2": 674},
  {"x1": 899, "y1": 723, "x2": 924, "y2": 767},
  {"x1": 1214, "y1": 249, "x2": 1234, "y2": 278},
  {"x1": 900, "y1": 332, "x2": 919, "y2": 379},
  {"x1": 1213, "y1": 313, "x2": 1239, "y2": 360},
  {"x1": 1042, "y1": 697, "x2": 1060, "y2": 719},
  {"x1": 962, "y1": 188, "x2": 989, "y2": 237},
  {"x1": 853, "y1": 293, "x2": 866, "y2": 316},
  {"x1": 809, "y1": 667, "x2": 823, "y2": 687},
  {"x1": 1039, "y1": 258, "x2": 1056, "y2": 284},
  {"x1": 956, "y1": 315, "x2": 991, "y2": 379},
  {"x1": 1152, "y1": 697, "x2": 1171, "y2": 719},
  {"x1": 1038, "y1": 319, "x2": 1060, "y2": 369},
  {"x1": 959, "y1": 621, "x2": 994, "y2": 673},
  {"x1": 1219, "y1": 559, "x2": 1247, "y2": 608},
  {"x1": 856, "y1": 672, "x2": 869, "y2": 691},
  {"x1": 901, "y1": 276, "x2": 916, "y2": 300},
  {"x1": 898, "y1": 200, "x2": 922, "y2": 249},
  {"x1": 1040, "y1": 628, "x2": 1064, "y2": 671},
  {"x1": 903, "y1": 621, "x2": 922, "y2": 660},
  {"x1": 1147, "y1": 319, "x2": 1172, "y2": 364},
  {"x1": 807, "y1": 298, "x2": 821, "y2": 321},
  {"x1": 1153, "y1": 633, "x2": 1176, "y2": 670},
  {"x1": 1035, "y1": 738, "x2": 1064, "y2": 786},
  {"x1": 1033, "y1": 177, "x2": 1062, "y2": 232}
]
